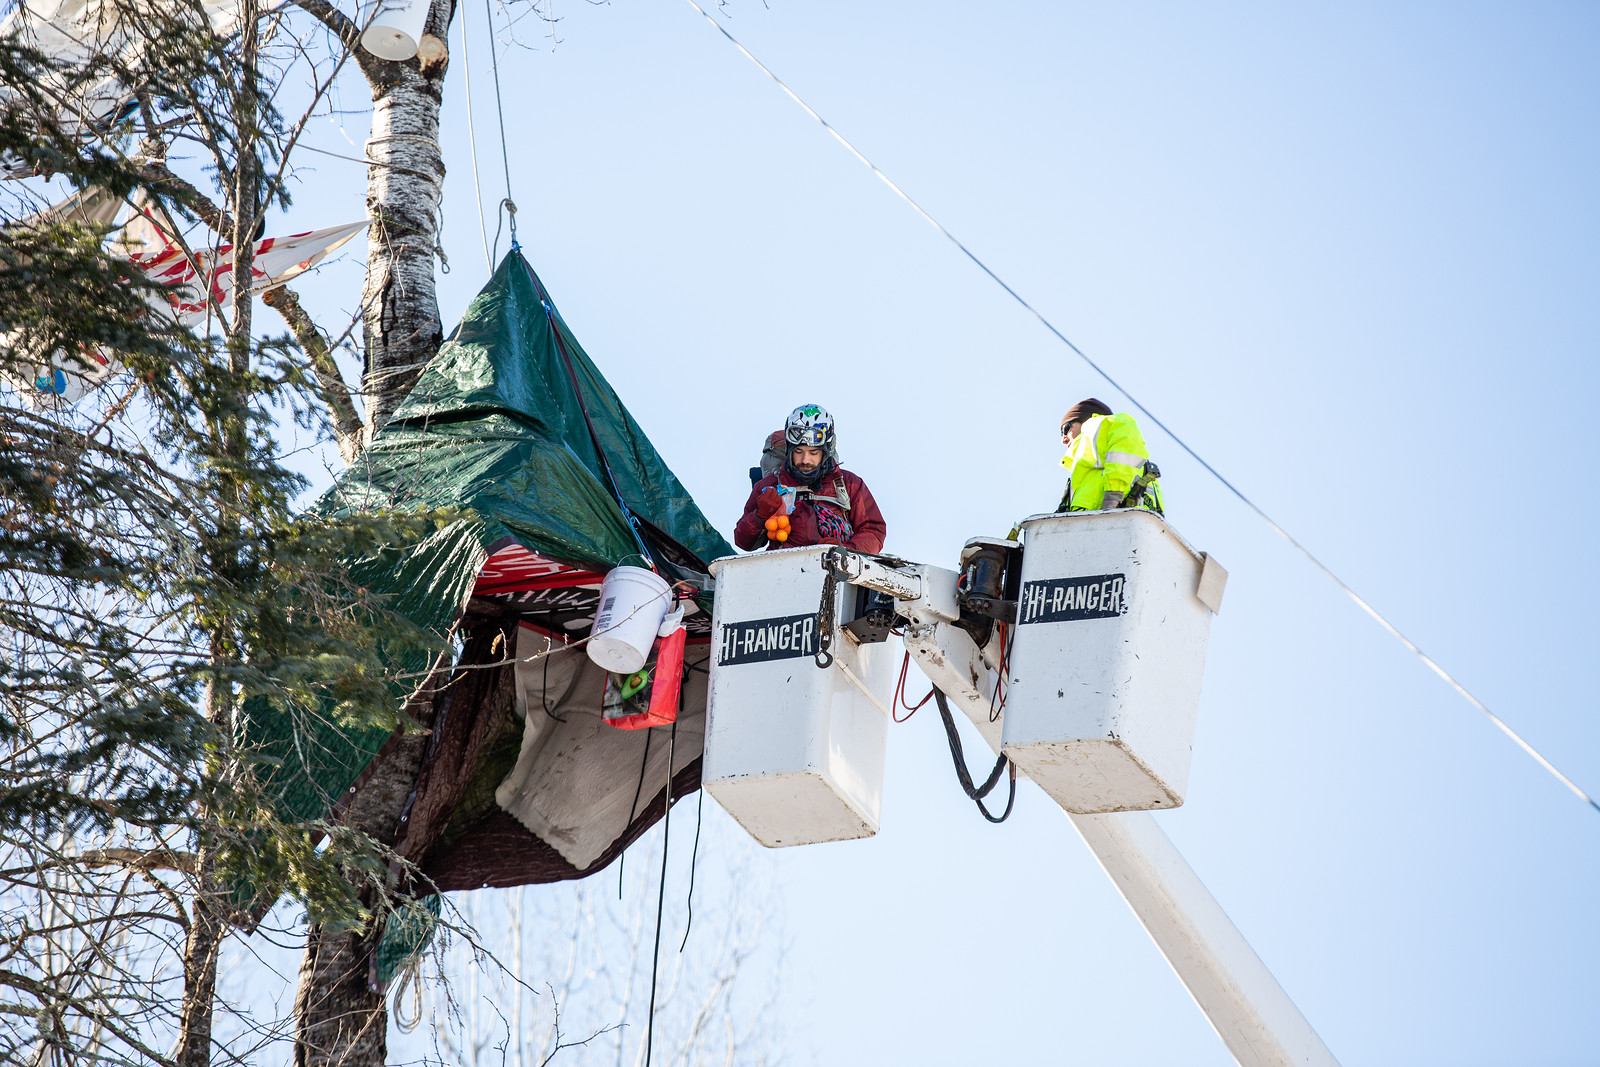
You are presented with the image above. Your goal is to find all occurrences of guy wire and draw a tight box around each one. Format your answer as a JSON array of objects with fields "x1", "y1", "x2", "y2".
[
  {"x1": 484, "y1": 0, "x2": 518, "y2": 254},
  {"x1": 680, "y1": 0, "x2": 1599, "y2": 817}
]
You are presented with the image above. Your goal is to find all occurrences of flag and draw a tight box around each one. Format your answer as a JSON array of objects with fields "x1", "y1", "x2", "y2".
[
  {"x1": 2, "y1": 186, "x2": 367, "y2": 408},
  {"x1": 120, "y1": 207, "x2": 367, "y2": 326},
  {"x1": 1, "y1": 183, "x2": 126, "y2": 405}
]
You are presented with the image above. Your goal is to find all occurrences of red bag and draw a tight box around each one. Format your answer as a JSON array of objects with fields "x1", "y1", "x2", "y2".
[{"x1": 602, "y1": 625, "x2": 685, "y2": 730}]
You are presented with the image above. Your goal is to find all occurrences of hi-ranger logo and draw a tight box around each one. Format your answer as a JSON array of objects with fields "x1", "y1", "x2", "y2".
[
  {"x1": 717, "y1": 612, "x2": 818, "y2": 666},
  {"x1": 1018, "y1": 573, "x2": 1128, "y2": 624}
]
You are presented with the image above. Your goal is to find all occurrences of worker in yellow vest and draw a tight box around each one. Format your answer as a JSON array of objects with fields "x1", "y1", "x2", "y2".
[{"x1": 1056, "y1": 398, "x2": 1164, "y2": 514}]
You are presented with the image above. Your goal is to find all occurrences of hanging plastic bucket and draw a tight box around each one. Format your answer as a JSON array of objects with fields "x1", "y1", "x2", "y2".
[
  {"x1": 361, "y1": 0, "x2": 430, "y2": 60},
  {"x1": 586, "y1": 566, "x2": 672, "y2": 673}
]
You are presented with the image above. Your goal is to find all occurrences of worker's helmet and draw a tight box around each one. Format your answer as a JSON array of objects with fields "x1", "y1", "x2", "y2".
[
  {"x1": 783, "y1": 404, "x2": 838, "y2": 485},
  {"x1": 785, "y1": 404, "x2": 836, "y2": 452}
]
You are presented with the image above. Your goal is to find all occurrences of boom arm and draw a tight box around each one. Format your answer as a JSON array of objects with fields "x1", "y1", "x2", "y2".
[{"x1": 820, "y1": 546, "x2": 1340, "y2": 1067}]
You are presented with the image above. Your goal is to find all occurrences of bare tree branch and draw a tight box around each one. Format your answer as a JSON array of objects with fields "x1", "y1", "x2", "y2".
[
  {"x1": 138, "y1": 157, "x2": 236, "y2": 235},
  {"x1": 261, "y1": 285, "x2": 364, "y2": 462},
  {"x1": 286, "y1": 0, "x2": 360, "y2": 52}
]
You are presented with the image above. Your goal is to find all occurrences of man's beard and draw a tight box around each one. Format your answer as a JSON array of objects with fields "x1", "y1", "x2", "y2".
[{"x1": 784, "y1": 452, "x2": 832, "y2": 486}]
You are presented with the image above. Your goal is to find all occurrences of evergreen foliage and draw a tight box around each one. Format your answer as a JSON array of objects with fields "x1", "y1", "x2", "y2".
[{"x1": 0, "y1": 20, "x2": 452, "y2": 1064}]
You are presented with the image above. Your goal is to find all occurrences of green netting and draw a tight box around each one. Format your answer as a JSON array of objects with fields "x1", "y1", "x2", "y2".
[{"x1": 375, "y1": 892, "x2": 442, "y2": 986}]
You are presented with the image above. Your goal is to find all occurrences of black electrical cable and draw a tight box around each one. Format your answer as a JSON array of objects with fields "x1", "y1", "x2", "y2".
[
  {"x1": 935, "y1": 689, "x2": 1007, "y2": 799},
  {"x1": 619, "y1": 727, "x2": 653, "y2": 899},
  {"x1": 643, "y1": 720, "x2": 676, "y2": 1067},
  {"x1": 677, "y1": 661, "x2": 702, "y2": 954},
  {"x1": 988, "y1": 622, "x2": 1016, "y2": 724},
  {"x1": 522, "y1": 258, "x2": 658, "y2": 572},
  {"x1": 679, "y1": 782, "x2": 704, "y2": 954},
  {"x1": 539, "y1": 632, "x2": 567, "y2": 723},
  {"x1": 933, "y1": 689, "x2": 1016, "y2": 823}
]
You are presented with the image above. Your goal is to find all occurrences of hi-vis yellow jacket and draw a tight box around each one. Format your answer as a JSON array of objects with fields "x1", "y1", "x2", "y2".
[{"x1": 1058, "y1": 412, "x2": 1163, "y2": 513}]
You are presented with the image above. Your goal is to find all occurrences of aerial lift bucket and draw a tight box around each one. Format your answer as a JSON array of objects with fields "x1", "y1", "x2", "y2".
[
  {"x1": 1001, "y1": 509, "x2": 1226, "y2": 813},
  {"x1": 703, "y1": 547, "x2": 897, "y2": 847}
]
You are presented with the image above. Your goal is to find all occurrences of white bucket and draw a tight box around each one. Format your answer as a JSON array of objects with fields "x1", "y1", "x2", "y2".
[
  {"x1": 587, "y1": 566, "x2": 672, "y2": 674},
  {"x1": 361, "y1": 0, "x2": 430, "y2": 61}
]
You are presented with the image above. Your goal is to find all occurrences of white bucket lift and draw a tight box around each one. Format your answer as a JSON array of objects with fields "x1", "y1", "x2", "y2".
[
  {"x1": 1002, "y1": 509, "x2": 1227, "y2": 813},
  {"x1": 695, "y1": 519, "x2": 1336, "y2": 1067},
  {"x1": 703, "y1": 547, "x2": 897, "y2": 847}
]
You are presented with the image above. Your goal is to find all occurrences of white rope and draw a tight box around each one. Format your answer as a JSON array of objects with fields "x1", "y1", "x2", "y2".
[
  {"x1": 680, "y1": 0, "x2": 1600, "y2": 817},
  {"x1": 458, "y1": 1, "x2": 492, "y2": 271},
  {"x1": 389, "y1": 579, "x2": 695, "y2": 680}
]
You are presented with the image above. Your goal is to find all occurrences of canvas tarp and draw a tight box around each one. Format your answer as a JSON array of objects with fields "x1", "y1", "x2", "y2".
[{"x1": 245, "y1": 251, "x2": 733, "y2": 917}]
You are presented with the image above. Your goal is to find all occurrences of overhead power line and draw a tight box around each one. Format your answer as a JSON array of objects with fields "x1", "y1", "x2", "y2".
[{"x1": 680, "y1": 0, "x2": 1599, "y2": 817}]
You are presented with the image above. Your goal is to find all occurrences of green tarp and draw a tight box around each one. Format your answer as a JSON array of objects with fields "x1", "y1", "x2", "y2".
[
  {"x1": 333, "y1": 251, "x2": 731, "y2": 573},
  {"x1": 249, "y1": 249, "x2": 732, "y2": 842}
]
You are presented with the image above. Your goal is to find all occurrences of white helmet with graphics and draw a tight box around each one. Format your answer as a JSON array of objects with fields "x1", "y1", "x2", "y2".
[
  {"x1": 782, "y1": 404, "x2": 838, "y2": 485},
  {"x1": 784, "y1": 404, "x2": 836, "y2": 454}
]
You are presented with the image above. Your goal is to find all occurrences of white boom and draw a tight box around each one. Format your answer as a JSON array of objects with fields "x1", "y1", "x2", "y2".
[
  {"x1": 830, "y1": 537, "x2": 1341, "y2": 1067},
  {"x1": 1069, "y1": 810, "x2": 1340, "y2": 1067}
]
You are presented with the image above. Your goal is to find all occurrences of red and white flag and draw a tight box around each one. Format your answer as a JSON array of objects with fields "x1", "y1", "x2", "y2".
[
  {"x1": 120, "y1": 207, "x2": 367, "y2": 326},
  {"x1": 3, "y1": 187, "x2": 366, "y2": 408}
]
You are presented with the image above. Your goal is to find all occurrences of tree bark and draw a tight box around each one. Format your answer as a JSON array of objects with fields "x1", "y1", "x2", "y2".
[
  {"x1": 293, "y1": 693, "x2": 439, "y2": 1067},
  {"x1": 178, "y1": 4, "x2": 263, "y2": 1063},
  {"x1": 174, "y1": 884, "x2": 226, "y2": 1067},
  {"x1": 358, "y1": 1, "x2": 452, "y2": 438},
  {"x1": 293, "y1": 925, "x2": 389, "y2": 1067},
  {"x1": 287, "y1": 4, "x2": 454, "y2": 1063},
  {"x1": 261, "y1": 284, "x2": 364, "y2": 461}
]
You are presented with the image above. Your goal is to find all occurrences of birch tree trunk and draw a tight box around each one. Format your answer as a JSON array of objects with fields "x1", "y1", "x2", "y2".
[
  {"x1": 290, "y1": 6, "x2": 454, "y2": 1060},
  {"x1": 359, "y1": 0, "x2": 452, "y2": 438}
]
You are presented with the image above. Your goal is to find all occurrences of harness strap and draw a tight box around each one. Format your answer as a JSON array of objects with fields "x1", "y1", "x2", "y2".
[{"x1": 792, "y1": 474, "x2": 852, "y2": 514}]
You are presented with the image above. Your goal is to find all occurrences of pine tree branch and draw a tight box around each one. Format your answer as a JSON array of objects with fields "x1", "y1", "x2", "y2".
[
  {"x1": 261, "y1": 285, "x2": 364, "y2": 462},
  {"x1": 138, "y1": 159, "x2": 235, "y2": 235},
  {"x1": 0, "y1": 849, "x2": 198, "y2": 878}
]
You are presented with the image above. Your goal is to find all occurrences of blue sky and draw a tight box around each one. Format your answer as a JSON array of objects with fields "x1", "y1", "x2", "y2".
[{"x1": 275, "y1": 2, "x2": 1600, "y2": 1062}]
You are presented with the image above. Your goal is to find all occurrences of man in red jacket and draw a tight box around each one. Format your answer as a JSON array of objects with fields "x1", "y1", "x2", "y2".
[{"x1": 735, "y1": 404, "x2": 887, "y2": 554}]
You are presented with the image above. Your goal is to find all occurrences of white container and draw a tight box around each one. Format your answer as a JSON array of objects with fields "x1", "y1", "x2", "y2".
[
  {"x1": 586, "y1": 565, "x2": 672, "y2": 674},
  {"x1": 1001, "y1": 510, "x2": 1226, "y2": 813},
  {"x1": 361, "y1": 0, "x2": 430, "y2": 60},
  {"x1": 703, "y1": 547, "x2": 896, "y2": 847}
]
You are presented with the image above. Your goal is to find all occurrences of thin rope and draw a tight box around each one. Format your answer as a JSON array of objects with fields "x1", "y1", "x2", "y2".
[
  {"x1": 483, "y1": 0, "x2": 518, "y2": 254},
  {"x1": 458, "y1": 0, "x2": 492, "y2": 271},
  {"x1": 681, "y1": 0, "x2": 1600, "y2": 817}
]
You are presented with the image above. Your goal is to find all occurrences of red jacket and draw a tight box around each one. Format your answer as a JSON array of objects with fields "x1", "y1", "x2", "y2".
[{"x1": 734, "y1": 467, "x2": 886, "y2": 554}]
